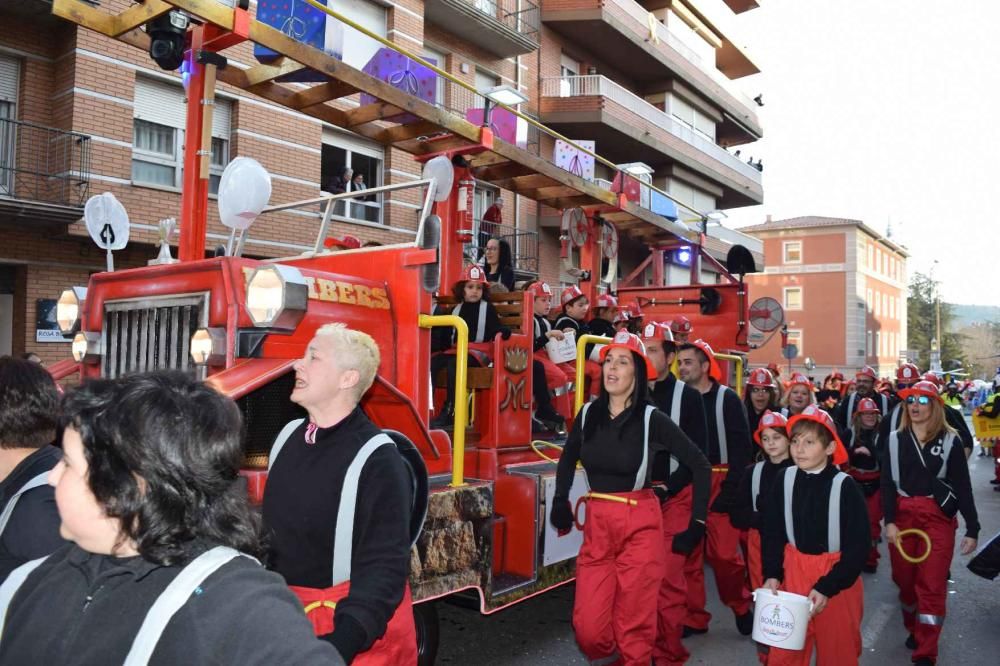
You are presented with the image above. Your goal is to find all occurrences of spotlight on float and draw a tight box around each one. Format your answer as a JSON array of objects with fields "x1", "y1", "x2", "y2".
[
  {"x1": 245, "y1": 264, "x2": 308, "y2": 330},
  {"x1": 146, "y1": 11, "x2": 190, "y2": 71},
  {"x1": 56, "y1": 286, "x2": 88, "y2": 335},
  {"x1": 672, "y1": 246, "x2": 692, "y2": 267},
  {"x1": 190, "y1": 328, "x2": 226, "y2": 366},
  {"x1": 71, "y1": 332, "x2": 102, "y2": 364}
]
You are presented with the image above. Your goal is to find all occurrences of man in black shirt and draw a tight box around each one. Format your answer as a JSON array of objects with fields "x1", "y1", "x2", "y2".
[{"x1": 263, "y1": 323, "x2": 415, "y2": 664}]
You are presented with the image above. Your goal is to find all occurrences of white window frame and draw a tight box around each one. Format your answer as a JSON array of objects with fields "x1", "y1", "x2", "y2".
[
  {"x1": 321, "y1": 126, "x2": 385, "y2": 226},
  {"x1": 866, "y1": 288, "x2": 873, "y2": 313},
  {"x1": 889, "y1": 294, "x2": 895, "y2": 319},
  {"x1": 783, "y1": 241, "x2": 802, "y2": 264},
  {"x1": 867, "y1": 330, "x2": 872, "y2": 357},
  {"x1": 867, "y1": 244, "x2": 874, "y2": 269},
  {"x1": 422, "y1": 44, "x2": 447, "y2": 107},
  {"x1": 783, "y1": 286, "x2": 802, "y2": 311},
  {"x1": 132, "y1": 120, "x2": 228, "y2": 194},
  {"x1": 875, "y1": 331, "x2": 881, "y2": 358},
  {"x1": 874, "y1": 290, "x2": 881, "y2": 316},
  {"x1": 786, "y1": 329, "x2": 803, "y2": 358}
]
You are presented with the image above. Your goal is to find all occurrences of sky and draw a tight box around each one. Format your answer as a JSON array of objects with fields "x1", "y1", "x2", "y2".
[{"x1": 721, "y1": 0, "x2": 1000, "y2": 306}]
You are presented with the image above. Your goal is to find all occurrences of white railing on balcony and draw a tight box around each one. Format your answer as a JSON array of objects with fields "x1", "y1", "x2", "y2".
[
  {"x1": 608, "y1": 0, "x2": 759, "y2": 113},
  {"x1": 541, "y1": 75, "x2": 762, "y2": 183}
]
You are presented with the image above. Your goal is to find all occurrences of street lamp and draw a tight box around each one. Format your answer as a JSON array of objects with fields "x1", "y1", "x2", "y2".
[{"x1": 482, "y1": 85, "x2": 529, "y2": 129}]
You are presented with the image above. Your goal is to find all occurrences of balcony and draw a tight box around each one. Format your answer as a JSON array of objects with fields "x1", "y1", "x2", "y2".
[
  {"x1": 425, "y1": 0, "x2": 540, "y2": 57},
  {"x1": 0, "y1": 118, "x2": 92, "y2": 227},
  {"x1": 541, "y1": 0, "x2": 761, "y2": 143},
  {"x1": 539, "y1": 75, "x2": 762, "y2": 207}
]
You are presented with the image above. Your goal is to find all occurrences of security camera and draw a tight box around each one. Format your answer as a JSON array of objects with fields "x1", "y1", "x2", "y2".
[{"x1": 146, "y1": 11, "x2": 189, "y2": 71}]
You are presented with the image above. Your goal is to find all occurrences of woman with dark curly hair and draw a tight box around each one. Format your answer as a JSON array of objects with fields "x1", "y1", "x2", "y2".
[
  {"x1": 0, "y1": 356, "x2": 64, "y2": 582},
  {"x1": 0, "y1": 372, "x2": 344, "y2": 665}
]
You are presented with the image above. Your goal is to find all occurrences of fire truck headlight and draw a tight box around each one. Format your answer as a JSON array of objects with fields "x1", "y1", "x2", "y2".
[
  {"x1": 245, "y1": 264, "x2": 308, "y2": 330},
  {"x1": 71, "y1": 332, "x2": 101, "y2": 364},
  {"x1": 57, "y1": 287, "x2": 88, "y2": 335},
  {"x1": 190, "y1": 328, "x2": 226, "y2": 366}
]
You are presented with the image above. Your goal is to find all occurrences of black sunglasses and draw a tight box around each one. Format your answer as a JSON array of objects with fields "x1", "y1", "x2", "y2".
[{"x1": 905, "y1": 395, "x2": 931, "y2": 405}]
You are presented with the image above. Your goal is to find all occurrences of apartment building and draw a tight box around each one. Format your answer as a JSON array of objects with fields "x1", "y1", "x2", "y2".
[
  {"x1": 742, "y1": 216, "x2": 909, "y2": 379},
  {"x1": 0, "y1": 0, "x2": 763, "y2": 361}
]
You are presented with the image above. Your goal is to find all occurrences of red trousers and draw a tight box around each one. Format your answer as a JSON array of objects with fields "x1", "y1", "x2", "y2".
[
  {"x1": 848, "y1": 469, "x2": 882, "y2": 568},
  {"x1": 654, "y1": 486, "x2": 692, "y2": 666},
  {"x1": 537, "y1": 352, "x2": 572, "y2": 417},
  {"x1": 767, "y1": 545, "x2": 864, "y2": 665},
  {"x1": 684, "y1": 470, "x2": 752, "y2": 629},
  {"x1": 574, "y1": 490, "x2": 665, "y2": 666},
  {"x1": 889, "y1": 496, "x2": 957, "y2": 663},
  {"x1": 291, "y1": 582, "x2": 417, "y2": 665}
]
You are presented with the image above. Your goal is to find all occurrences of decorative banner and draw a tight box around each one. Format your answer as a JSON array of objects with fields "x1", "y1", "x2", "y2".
[
  {"x1": 35, "y1": 299, "x2": 68, "y2": 343},
  {"x1": 554, "y1": 140, "x2": 595, "y2": 182},
  {"x1": 649, "y1": 190, "x2": 679, "y2": 220},
  {"x1": 254, "y1": 0, "x2": 343, "y2": 82},
  {"x1": 359, "y1": 49, "x2": 439, "y2": 124},
  {"x1": 465, "y1": 107, "x2": 528, "y2": 148}
]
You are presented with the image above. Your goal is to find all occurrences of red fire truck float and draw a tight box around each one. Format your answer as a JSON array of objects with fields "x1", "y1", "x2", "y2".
[{"x1": 47, "y1": 1, "x2": 760, "y2": 661}]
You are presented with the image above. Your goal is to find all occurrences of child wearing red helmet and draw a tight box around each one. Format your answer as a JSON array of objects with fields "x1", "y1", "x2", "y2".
[
  {"x1": 761, "y1": 406, "x2": 869, "y2": 665},
  {"x1": 430, "y1": 265, "x2": 510, "y2": 428},
  {"x1": 745, "y1": 368, "x2": 780, "y2": 435},
  {"x1": 527, "y1": 281, "x2": 570, "y2": 433},
  {"x1": 846, "y1": 397, "x2": 883, "y2": 573},
  {"x1": 732, "y1": 410, "x2": 793, "y2": 664},
  {"x1": 882, "y1": 381, "x2": 980, "y2": 665},
  {"x1": 550, "y1": 331, "x2": 711, "y2": 666}
]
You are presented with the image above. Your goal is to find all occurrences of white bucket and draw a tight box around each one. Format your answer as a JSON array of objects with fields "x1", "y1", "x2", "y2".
[{"x1": 751, "y1": 588, "x2": 812, "y2": 650}]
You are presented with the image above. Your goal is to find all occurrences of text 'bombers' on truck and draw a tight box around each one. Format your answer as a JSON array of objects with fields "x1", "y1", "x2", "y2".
[{"x1": 47, "y1": 1, "x2": 759, "y2": 662}]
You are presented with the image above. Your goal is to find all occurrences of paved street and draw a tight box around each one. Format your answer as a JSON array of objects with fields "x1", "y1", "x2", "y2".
[{"x1": 437, "y1": 436, "x2": 1000, "y2": 665}]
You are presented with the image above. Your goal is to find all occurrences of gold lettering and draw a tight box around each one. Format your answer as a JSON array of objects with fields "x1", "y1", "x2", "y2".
[
  {"x1": 316, "y1": 278, "x2": 339, "y2": 302},
  {"x1": 337, "y1": 282, "x2": 357, "y2": 305},
  {"x1": 370, "y1": 287, "x2": 390, "y2": 310},
  {"x1": 354, "y1": 285, "x2": 374, "y2": 308},
  {"x1": 304, "y1": 277, "x2": 320, "y2": 300}
]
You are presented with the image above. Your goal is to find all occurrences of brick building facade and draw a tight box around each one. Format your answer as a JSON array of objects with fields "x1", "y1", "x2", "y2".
[
  {"x1": 0, "y1": 0, "x2": 763, "y2": 362},
  {"x1": 742, "y1": 216, "x2": 908, "y2": 380}
]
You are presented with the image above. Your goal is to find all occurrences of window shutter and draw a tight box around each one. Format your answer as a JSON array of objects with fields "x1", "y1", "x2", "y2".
[
  {"x1": 134, "y1": 76, "x2": 230, "y2": 138},
  {"x1": 0, "y1": 54, "x2": 19, "y2": 104}
]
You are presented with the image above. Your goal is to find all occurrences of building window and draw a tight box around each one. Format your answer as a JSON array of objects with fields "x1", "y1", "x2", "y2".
[
  {"x1": 422, "y1": 45, "x2": 447, "y2": 106},
  {"x1": 896, "y1": 297, "x2": 901, "y2": 319},
  {"x1": 666, "y1": 93, "x2": 716, "y2": 141},
  {"x1": 783, "y1": 241, "x2": 802, "y2": 264},
  {"x1": 874, "y1": 290, "x2": 881, "y2": 316},
  {"x1": 867, "y1": 330, "x2": 872, "y2": 357},
  {"x1": 883, "y1": 294, "x2": 889, "y2": 319},
  {"x1": 874, "y1": 331, "x2": 881, "y2": 358},
  {"x1": 132, "y1": 77, "x2": 230, "y2": 194},
  {"x1": 889, "y1": 295, "x2": 895, "y2": 319},
  {"x1": 783, "y1": 286, "x2": 802, "y2": 311},
  {"x1": 866, "y1": 288, "x2": 873, "y2": 313},
  {"x1": 0, "y1": 54, "x2": 18, "y2": 196},
  {"x1": 321, "y1": 127, "x2": 384, "y2": 224},
  {"x1": 786, "y1": 329, "x2": 802, "y2": 357},
  {"x1": 339, "y1": 0, "x2": 387, "y2": 70},
  {"x1": 476, "y1": 69, "x2": 500, "y2": 95},
  {"x1": 867, "y1": 244, "x2": 874, "y2": 269}
]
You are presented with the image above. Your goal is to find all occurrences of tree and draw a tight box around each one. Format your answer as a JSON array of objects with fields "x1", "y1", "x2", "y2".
[
  {"x1": 959, "y1": 321, "x2": 1000, "y2": 379},
  {"x1": 906, "y1": 272, "x2": 966, "y2": 371}
]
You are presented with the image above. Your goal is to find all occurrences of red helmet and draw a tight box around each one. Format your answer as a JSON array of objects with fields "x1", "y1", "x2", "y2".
[
  {"x1": 767, "y1": 361, "x2": 781, "y2": 377},
  {"x1": 686, "y1": 338, "x2": 722, "y2": 382},
  {"x1": 613, "y1": 310, "x2": 630, "y2": 325},
  {"x1": 594, "y1": 293, "x2": 619, "y2": 310},
  {"x1": 460, "y1": 264, "x2": 488, "y2": 285},
  {"x1": 787, "y1": 372, "x2": 813, "y2": 390},
  {"x1": 669, "y1": 315, "x2": 693, "y2": 335},
  {"x1": 754, "y1": 410, "x2": 788, "y2": 445},
  {"x1": 921, "y1": 372, "x2": 943, "y2": 387},
  {"x1": 624, "y1": 302, "x2": 643, "y2": 319},
  {"x1": 856, "y1": 397, "x2": 880, "y2": 414},
  {"x1": 856, "y1": 366, "x2": 877, "y2": 381},
  {"x1": 899, "y1": 380, "x2": 943, "y2": 404},
  {"x1": 896, "y1": 363, "x2": 920, "y2": 384},
  {"x1": 527, "y1": 281, "x2": 553, "y2": 299},
  {"x1": 599, "y1": 330, "x2": 657, "y2": 377},
  {"x1": 560, "y1": 285, "x2": 585, "y2": 307},
  {"x1": 324, "y1": 234, "x2": 361, "y2": 249},
  {"x1": 787, "y1": 405, "x2": 848, "y2": 465},
  {"x1": 830, "y1": 370, "x2": 845, "y2": 381},
  {"x1": 641, "y1": 321, "x2": 674, "y2": 344},
  {"x1": 747, "y1": 368, "x2": 775, "y2": 388}
]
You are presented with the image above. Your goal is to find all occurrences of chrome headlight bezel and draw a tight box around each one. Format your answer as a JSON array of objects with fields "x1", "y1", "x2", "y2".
[
  {"x1": 57, "y1": 286, "x2": 88, "y2": 335},
  {"x1": 245, "y1": 264, "x2": 308, "y2": 330}
]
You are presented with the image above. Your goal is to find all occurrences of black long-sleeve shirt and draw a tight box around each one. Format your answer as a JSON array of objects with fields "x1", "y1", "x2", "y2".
[
  {"x1": 554, "y1": 314, "x2": 584, "y2": 335},
  {"x1": 877, "y1": 402, "x2": 974, "y2": 453},
  {"x1": 844, "y1": 427, "x2": 880, "y2": 471},
  {"x1": 554, "y1": 399, "x2": 711, "y2": 525},
  {"x1": 533, "y1": 313, "x2": 554, "y2": 352},
  {"x1": 585, "y1": 318, "x2": 615, "y2": 360},
  {"x1": 0, "y1": 445, "x2": 65, "y2": 582},
  {"x1": 700, "y1": 381, "x2": 752, "y2": 513},
  {"x1": 431, "y1": 300, "x2": 505, "y2": 352},
  {"x1": 263, "y1": 408, "x2": 412, "y2": 658},
  {"x1": 731, "y1": 458, "x2": 794, "y2": 531},
  {"x1": 650, "y1": 374, "x2": 709, "y2": 495},
  {"x1": 880, "y1": 428, "x2": 980, "y2": 538},
  {"x1": 761, "y1": 465, "x2": 870, "y2": 597},
  {"x1": 834, "y1": 391, "x2": 892, "y2": 430}
]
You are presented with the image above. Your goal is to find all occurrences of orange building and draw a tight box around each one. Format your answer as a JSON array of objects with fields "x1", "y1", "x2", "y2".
[{"x1": 741, "y1": 216, "x2": 908, "y2": 381}]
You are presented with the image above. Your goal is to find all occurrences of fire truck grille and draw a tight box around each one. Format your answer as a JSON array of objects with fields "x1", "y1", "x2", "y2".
[
  {"x1": 101, "y1": 294, "x2": 209, "y2": 379},
  {"x1": 236, "y1": 371, "x2": 306, "y2": 465}
]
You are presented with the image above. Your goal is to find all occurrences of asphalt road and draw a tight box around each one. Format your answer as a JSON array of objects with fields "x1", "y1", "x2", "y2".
[{"x1": 436, "y1": 435, "x2": 1000, "y2": 665}]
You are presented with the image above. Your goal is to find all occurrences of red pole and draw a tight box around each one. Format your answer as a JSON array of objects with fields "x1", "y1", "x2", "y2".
[{"x1": 178, "y1": 27, "x2": 209, "y2": 262}]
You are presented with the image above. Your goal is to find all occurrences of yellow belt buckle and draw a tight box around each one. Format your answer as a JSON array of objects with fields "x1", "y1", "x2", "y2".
[
  {"x1": 711, "y1": 466, "x2": 728, "y2": 473},
  {"x1": 303, "y1": 600, "x2": 338, "y2": 615},
  {"x1": 586, "y1": 491, "x2": 638, "y2": 506}
]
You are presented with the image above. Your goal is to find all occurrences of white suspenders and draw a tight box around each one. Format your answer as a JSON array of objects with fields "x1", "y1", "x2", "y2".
[
  {"x1": 846, "y1": 393, "x2": 857, "y2": 422},
  {"x1": 714, "y1": 386, "x2": 730, "y2": 464},
  {"x1": 667, "y1": 384, "x2": 684, "y2": 477},
  {"x1": 0, "y1": 547, "x2": 253, "y2": 661},
  {"x1": 782, "y1": 467, "x2": 849, "y2": 552},
  {"x1": 891, "y1": 404, "x2": 902, "y2": 431},
  {"x1": 780, "y1": 407, "x2": 789, "y2": 418},
  {"x1": 0, "y1": 472, "x2": 50, "y2": 538},
  {"x1": 751, "y1": 461, "x2": 765, "y2": 510},
  {"x1": 534, "y1": 315, "x2": 552, "y2": 341},
  {"x1": 888, "y1": 431, "x2": 955, "y2": 498},
  {"x1": 452, "y1": 302, "x2": 488, "y2": 343},
  {"x1": 268, "y1": 419, "x2": 394, "y2": 586},
  {"x1": 578, "y1": 402, "x2": 656, "y2": 491}
]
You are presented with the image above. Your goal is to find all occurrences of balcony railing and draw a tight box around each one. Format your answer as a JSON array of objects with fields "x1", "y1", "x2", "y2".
[
  {"x1": 427, "y1": 0, "x2": 539, "y2": 56},
  {"x1": 607, "y1": 0, "x2": 758, "y2": 110},
  {"x1": 466, "y1": 0, "x2": 540, "y2": 40},
  {"x1": 541, "y1": 75, "x2": 762, "y2": 183},
  {"x1": 0, "y1": 118, "x2": 92, "y2": 207}
]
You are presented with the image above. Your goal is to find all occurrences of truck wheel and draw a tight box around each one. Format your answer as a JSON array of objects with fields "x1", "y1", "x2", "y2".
[{"x1": 414, "y1": 601, "x2": 440, "y2": 666}]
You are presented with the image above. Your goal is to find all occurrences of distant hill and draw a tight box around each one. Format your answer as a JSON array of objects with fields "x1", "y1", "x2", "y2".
[{"x1": 951, "y1": 304, "x2": 1000, "y2": 328}]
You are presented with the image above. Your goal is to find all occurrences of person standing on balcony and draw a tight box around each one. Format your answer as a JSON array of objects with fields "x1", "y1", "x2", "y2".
[
  {"x1": 480, "y1": 196, "x2": 504, "y2": 252},
  {"x1": 481, "y1": 237, "x2": 515, "y2": 291}
]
